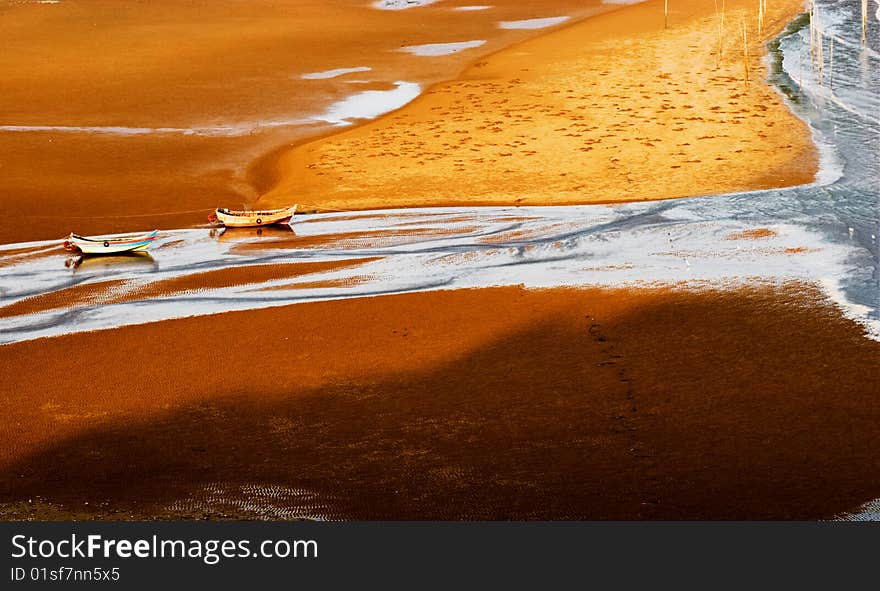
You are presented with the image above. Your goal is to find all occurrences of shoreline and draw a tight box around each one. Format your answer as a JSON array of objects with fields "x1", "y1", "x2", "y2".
[
  {"x1": 4, "y1": 202, "x2": 875, "y2": 346},
  {"x1": 256, "y1": 0, "x2": 818, "y2": 213}
]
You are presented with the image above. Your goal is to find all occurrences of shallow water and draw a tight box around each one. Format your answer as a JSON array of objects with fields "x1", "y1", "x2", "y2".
[
  {"x1": 312, "y1": 81, "x2": 422, "y2": 125},
  {"x1": 498, "y1": 16, "x2": 570, "y2": 29},
  {"x1": 372, "y1": 0, "x2": 440, "y2": 9},
  {"x1": 768, "y1": 0, "x2": 879, "y2": 327},
  {"x1": 301, "y1": 66, "x2": 372, "y2": 80},
  {"x1": 0, "y1": 0, "x2": 877, "y2": 347},
  {"x1": 398, "y1": 40, "x2": 487, "y2": 56}
]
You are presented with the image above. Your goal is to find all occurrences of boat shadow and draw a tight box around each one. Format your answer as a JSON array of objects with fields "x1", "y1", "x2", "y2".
[
  {"x1": 65, "y1": 251, "x2": 157, "y2": 271},
  {"x1": 210, "y1": 224, "x2": 297, "y2": 245},
  {"x1": 211, "y1": 225, "x2": 296, "y2": 240}
]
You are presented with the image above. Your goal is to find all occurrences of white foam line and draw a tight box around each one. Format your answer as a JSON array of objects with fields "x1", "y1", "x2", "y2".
[
  {"x1": 311, "y1": 81, "x2": 421, "y2": 125},
  {"x1": 498, "y1": 16, "x2": 569, "y2": 30},
  {"x1": 1, "y1": 80, "x2": 427, "y2": 137},
  {"x1": 398, "y1": 40, "x2": 486, "y2": 56},
  {"x1": 453, "y1": 5, "x2": 491, "y2": 10},
  {"x1": 0, "y1": 238, "x2": 61, "y2": 252},
  {"x1": 818, "y1": 278, "x2": 880, "y2": 340},
  {"x1": 833, "y1": 497, "x2": 880, "y2": 521},
  {"x1": 0, "y1": 124, "x2": 217, "y2": 136},
  {"x1": 0, "y1": 121, "x2": 312, "y2": 137},
  {"x1": 301, "y1": 67, "x2": 372, "y2": 80},
  {"x1": 168, "y1": 483, "x2": 333, "y2": 521},
  {"x1": 372, "y1": 0, "x2": 441, "y2": 9}
]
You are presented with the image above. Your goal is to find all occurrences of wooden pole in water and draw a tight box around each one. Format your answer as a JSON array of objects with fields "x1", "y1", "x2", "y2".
[
  {"x1": 741, "y1": 18, "x2": 750, "y2": 83},
  {"x1": 799, "y1": 50, "x2": 804, "y2": 91},
  {"x1": 863, "y1": 0, "x2": 869, "y2": 45},
  {"x1": 665, "y1": 0, "x2": 669, "y2": 29},
  {"x1": 829, "y1": 37, "x2": 834, "y2": 89},
  {"x1": 763, "y1": 0, "x2": 767, "y2": 33},
  {"x1": 757, "y1": 0, "x2": 764, "y2": 35},
  {"x1": 757, "y1": 0, "x2": 761, "y2": 35},
  {"x1": 764, "y1": 0, "x2": 767, "y2": 33},
  {"x1": 713, "y1": 0, "x2": 721, "y2": 70},
  {"x1": 810, "y1": 2, "x2": 816, "y2": 71}
]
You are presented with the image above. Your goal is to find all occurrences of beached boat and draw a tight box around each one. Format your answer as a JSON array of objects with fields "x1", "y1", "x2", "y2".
[
  {"x1": 210, "y1": 204, "x2": 298, "y2": 228},
  {"x1": 64, "y1": 230, "x2": 158, "y2": 254}
]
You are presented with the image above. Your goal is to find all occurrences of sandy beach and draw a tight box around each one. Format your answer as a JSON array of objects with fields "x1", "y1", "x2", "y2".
[
  {"x1": 256, "y1": 0, "x2": 817, "y2": 211},
  {"x1": 1, "y1": 0, "x2": 878, "y2": 522}
]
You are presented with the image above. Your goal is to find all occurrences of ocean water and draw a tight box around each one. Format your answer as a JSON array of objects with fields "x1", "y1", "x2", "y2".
[
  {"x1": 397, "y1": 40, "x2": 487, "y2": 56},
  {"x1": 0, "y1": 0, "x2": 877, "y2": 346},
  {"x1": 312, "y1": 81, "x2": 422, "y2": 125},
  {"x1": 498, "y1": 16, "x2": 571, "y2": 29},
  {"x1": 768, "y1": 0, "x2": 880, "y2": 325}
]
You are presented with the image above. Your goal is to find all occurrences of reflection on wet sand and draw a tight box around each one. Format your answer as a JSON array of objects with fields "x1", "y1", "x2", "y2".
[
  {"x1": 65, "y1": 252, "x2": 157, "y2": 270},
  {"x1": 0, "y1": 244, "x2": 63, "y2": 268},
  {"x1": 122, "y1": 259, "x2": 381, "y2": 301},
  {"x1": 0, "y1": 195, "x2": 876, "y2": 346},
  {"x1": 0, "y1": 279, "x2": 129, "y2": 320},
  {"x1": 231, "y1": 226, "x2": 480, "y2": 252},
  {"x1": 259, "y1": 275, "x2": 377, "y2": 292},
  {"x1": 212, "y1": 225, "x2": 297, "y2": 242},
  {"x1": 0, "y1": 257, "x2": 381, "y2": 321}
]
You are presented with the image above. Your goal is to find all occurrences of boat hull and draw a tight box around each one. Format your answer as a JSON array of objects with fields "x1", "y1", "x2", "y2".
[
  {"x1": 76, "y1": 241, "x2": 154, "y2": 254},
  {"x1": 214, "y1": 205, "x2": 298, "y2": 228},
  {"x1": 66, "y1": 230, "x2": 158, "y2": 255}
]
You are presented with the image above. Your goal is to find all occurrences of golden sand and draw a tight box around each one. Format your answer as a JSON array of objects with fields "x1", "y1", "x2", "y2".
[
  {"x1": 256, "y1": 0, "x2": 817, "y2": 211},
  {"x1": 727, "y1": 227, "x2": 779, "y2": 240},
  {"x1": 1, "y1": 285, "x2": 879, "y2": 519},
  {"x1": 0, "y1": 0, "x2": 613, "y2": 244}
]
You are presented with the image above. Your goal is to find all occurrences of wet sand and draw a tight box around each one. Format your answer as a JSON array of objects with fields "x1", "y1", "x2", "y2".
[
  {"x1": 1, "y1": 284, "x2": 879, "y2": 520},
  {"x1": 229, "y1": 226, "x2": 480, "y2": 252},
  {"x1": 0, "y1": 0, "x2": 613, "y2": 244},
  {"x1": 257, "y1": 0, "x2": 817, "y2": 211},
  {"x1": 0, "y1": 257, "x2": 379, "y2": 319}
]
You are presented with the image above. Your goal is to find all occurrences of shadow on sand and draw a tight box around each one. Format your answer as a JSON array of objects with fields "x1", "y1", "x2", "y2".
[{"x1": 1, "y1": 286, "x2": 879, "y2": 520}]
